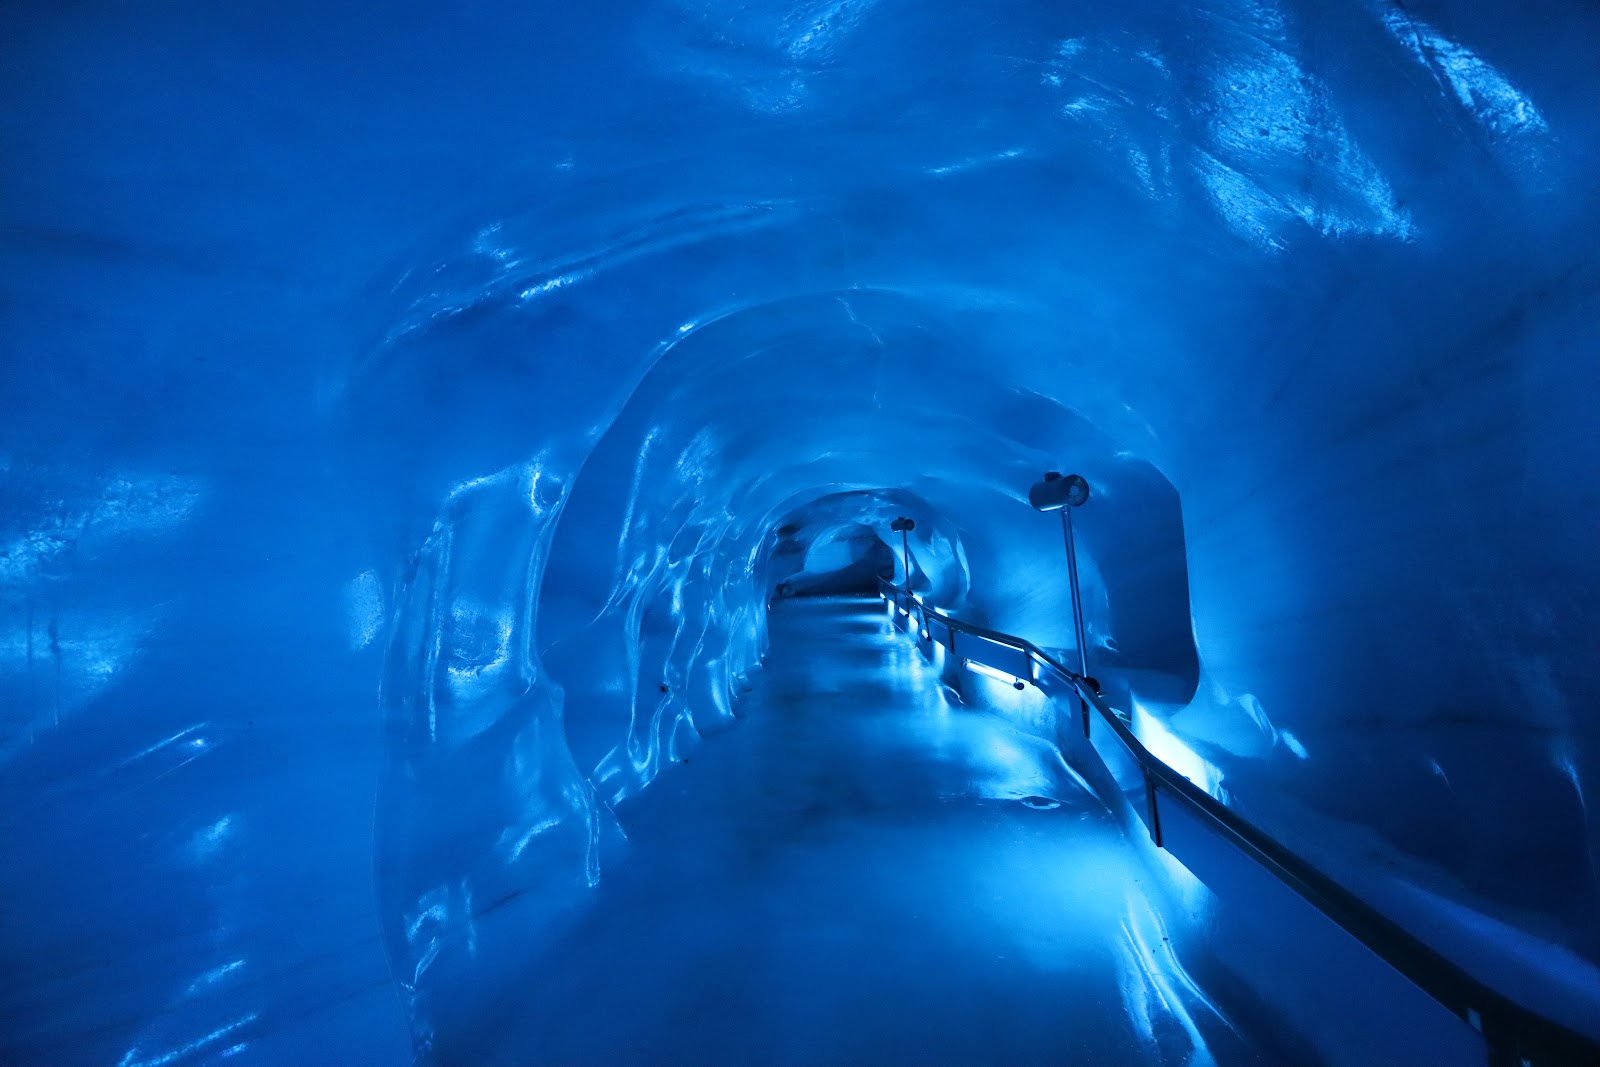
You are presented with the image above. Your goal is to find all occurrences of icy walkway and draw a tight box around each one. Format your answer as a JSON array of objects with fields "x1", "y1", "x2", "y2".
[{"x1": 480, "y1": 597, "x2": 1283, "y2": 1065}]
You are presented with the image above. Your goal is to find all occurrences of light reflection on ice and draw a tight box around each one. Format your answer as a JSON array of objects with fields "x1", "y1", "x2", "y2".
[
  {"x1": 187, "y1": 815, "x2": 236, "y2": 864},
  {"x1": 1382, "y1": 876, "x2": 1600, "y2": 1027},
  {"x1": 1040, "y1": 8, "x2": 1415, "y2": 252},
  {"x1": 1134, "y1": 698, "x2": 1225, "y2": 796},
  {"x1": 926, "y1": 147, "x2": 1026, "y2": 177},
  {"x1": 182, "y1": 960, "x2": 245, "y2": 998},
  {"x1": 1116, "y1": 899, "x2": 1225, "y2": 1066},
  {"x1": 343, "y1": 570, "x2": 384, "y2": 649},
  {"x1": 1277, "y1": 729, "x2": 1308, "y2": 760},
  {"x1": 1375, "y1": 3, "x2": 1548, "y2": 157},
  {"x1": 1, "y1": 613, "x2": 158, "y2": 757},
  {"x1": 0, "y1": 473, "x2": 202, "y2": 584},
  {"x1": 1196, "y1": 0, "x2": 1413, "y2": 249},
  {"x1": 116, "y1": 1012, "x2": 259, "y2": 1067},
  {"x1": 444, "y1": 602, "x2": 514, "y2": 691}
]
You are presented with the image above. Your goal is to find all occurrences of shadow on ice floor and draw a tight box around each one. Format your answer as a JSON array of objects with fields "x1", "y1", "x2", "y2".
[{"x1": 470, "y1": 597, "x2": 1298, "y2": 1066}]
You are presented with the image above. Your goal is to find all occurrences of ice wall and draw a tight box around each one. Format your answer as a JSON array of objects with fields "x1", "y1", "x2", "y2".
[{"x1": 2, "y1": 0, "x2": 1598, "y2": 1060}]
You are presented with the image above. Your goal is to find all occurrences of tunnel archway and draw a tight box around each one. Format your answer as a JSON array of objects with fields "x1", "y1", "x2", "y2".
[{"x1": 373, "y1": 275, "x2": 1216, "y2": 1050}]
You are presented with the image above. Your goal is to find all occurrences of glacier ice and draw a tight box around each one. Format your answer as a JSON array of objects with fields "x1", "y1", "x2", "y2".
[{"x1": 2, "y1": 0, "x2": 1598, "y2": 1062}]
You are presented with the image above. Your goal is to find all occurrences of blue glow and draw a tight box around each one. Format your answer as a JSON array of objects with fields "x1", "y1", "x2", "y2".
[
  {"x1": 3, "y1": 0, "x2": 1598, "y2": 1062},
  {"x1": 1133, "y1": 699, "x2": 1223, "y2": 797}
]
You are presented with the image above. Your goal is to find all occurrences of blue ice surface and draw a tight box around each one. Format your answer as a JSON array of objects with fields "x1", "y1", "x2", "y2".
[
  {"x1": 445, "y1": 597, "x2": 1285, "y2": 1065},
  {"x1": 2, "y1": 0, "x2": 1599, "y2": 1063}
]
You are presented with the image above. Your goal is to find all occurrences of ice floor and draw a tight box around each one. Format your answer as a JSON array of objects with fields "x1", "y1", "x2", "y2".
[{"x1": 461, "y1": 597, "x2": 1289, "y2": 1065}]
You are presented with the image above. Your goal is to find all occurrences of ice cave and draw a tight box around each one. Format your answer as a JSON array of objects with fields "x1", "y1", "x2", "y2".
[{"x1": 2, "y1": 0, "x2": 1598, "y2": 1063}]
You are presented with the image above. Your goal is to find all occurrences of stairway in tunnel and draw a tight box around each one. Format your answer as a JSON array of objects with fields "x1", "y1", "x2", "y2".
[{"x1": 459, "y1": 597, "x2": 1282, "y2": 1066}]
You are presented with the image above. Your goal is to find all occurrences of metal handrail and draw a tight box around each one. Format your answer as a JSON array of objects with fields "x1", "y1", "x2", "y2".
[{"x1": 876, "y1": 577, "x2": 1598, "y2": 1066}]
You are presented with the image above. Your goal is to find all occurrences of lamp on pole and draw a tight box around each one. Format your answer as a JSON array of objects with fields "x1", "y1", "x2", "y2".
[
  {"x1": 1028, "y1": 472, "x2": 1093, "y2": 706},
  {"x1": 889, "y1": 517, "x2": 916, "y2": 595}
]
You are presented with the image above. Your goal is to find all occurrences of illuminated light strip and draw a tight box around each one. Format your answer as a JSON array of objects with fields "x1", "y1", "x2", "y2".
[{"x1": 964, "y1": 658, "x2": 1027, "y2": 690}]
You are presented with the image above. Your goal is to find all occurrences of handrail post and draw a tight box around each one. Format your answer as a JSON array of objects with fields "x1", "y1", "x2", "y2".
[
  {"x1": 1142, "y1": 769, "x2": 1164, "y2": 846},
  {"x1": 1028, "y1": 472, "x2": 1092, "y2": 737}
]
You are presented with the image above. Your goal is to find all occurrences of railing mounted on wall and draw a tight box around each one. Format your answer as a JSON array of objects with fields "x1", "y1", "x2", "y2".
[{"x1": 876, "y1": 526, "x2": 1597, "y2": 1067}]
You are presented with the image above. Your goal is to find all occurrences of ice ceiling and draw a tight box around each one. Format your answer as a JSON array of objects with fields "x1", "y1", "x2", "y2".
[{"x1": 2, "y1": 0, "x2": 1598, "y2": 1062}]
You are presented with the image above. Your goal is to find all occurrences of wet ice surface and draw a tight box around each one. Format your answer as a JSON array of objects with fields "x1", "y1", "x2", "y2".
[{"x1": 471, "y1": 598, "x2": 1276, "y2": 1065}]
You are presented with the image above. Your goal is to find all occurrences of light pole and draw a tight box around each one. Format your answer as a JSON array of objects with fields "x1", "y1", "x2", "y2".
[
  {"x1": 889, "y1": 517, "x2": 916, "y2": 595},
  {"x1": 1029, "y1": 472, "x2": 1092, "y2": 730}
]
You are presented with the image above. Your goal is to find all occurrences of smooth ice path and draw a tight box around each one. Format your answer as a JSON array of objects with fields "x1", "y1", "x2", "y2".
[{"x1": 472, "y1": 597, "x2": 1282, "y2": 1065}]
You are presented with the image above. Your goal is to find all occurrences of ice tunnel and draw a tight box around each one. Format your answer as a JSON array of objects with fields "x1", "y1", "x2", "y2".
[{"x1": 2, "y1": 0, "x2": 1598, "y2": 1063}]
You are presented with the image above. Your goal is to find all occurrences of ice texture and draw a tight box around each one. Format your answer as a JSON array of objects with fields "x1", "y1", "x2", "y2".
[{"x1": 2, "y1": 0, "x2": 1598, "y2": 1063}]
